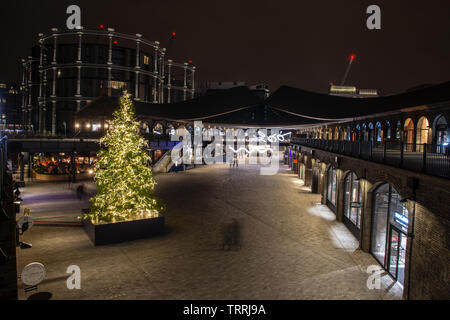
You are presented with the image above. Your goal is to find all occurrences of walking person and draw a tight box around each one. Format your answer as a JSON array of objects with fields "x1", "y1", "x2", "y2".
[{"x1": 76, "y1": 184, "x2": 85, "y2": 201}]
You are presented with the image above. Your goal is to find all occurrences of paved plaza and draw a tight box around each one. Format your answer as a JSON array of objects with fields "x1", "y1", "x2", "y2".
[{"x1": 17, "y1": 164, "x2": 403, "y2": 300}]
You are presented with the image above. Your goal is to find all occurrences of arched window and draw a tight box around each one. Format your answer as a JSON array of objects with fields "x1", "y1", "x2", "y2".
[
  {"x1": 368, "y1": 122, "x2": 374, "y2": 142},
  {"x1": 346, "y1": 125, "x2": 351, "y2": 141},
  {"x1": 332, "y1": 127, "x2": 337, "y2": 140},
  {"x1": 167, "y1": 123, "x2": 175, "y2": 136},
  {"x1": 404, "y1": 118, "x2": 415, "y2": 151},
  {"x1": 153, "y1": 123, "x2": 163, "y2": 135},
  {"x1": 343, "y1": 172, "x2": 362, "y2": 232},
  {"x1": 395, "y1": 120, "x2": 401, "y2": 139},
  {"x1": 188, "y1": 125, "x2": 194, "y2": 136},
  {"x1": 327, "y1": 166, "x2": 337, "y2": 206},
  {"x1": 371, "y1": 183, "x2": 409, "y2": 285},
  {"x1": 416, "y1": 116, "x2": 430, "y2": 152},
  {"x1": 362, "y1": 124, "x2": 367, "y2": 141},
  {"x1": 142, "y1": 122, "x2": 151, "y2": 134},
  {"x1": 433, "y1": 115, "x2": 449, "y2": 154},
  {"x1": 386, "y1": 121, "x2": 391, "y2": 139},
  {"x1": 375, "y1": 122, "x2": 383, "y2": 142},
  {"x1": 355, "y1": 124, "x2": 361, "y2": 141}
]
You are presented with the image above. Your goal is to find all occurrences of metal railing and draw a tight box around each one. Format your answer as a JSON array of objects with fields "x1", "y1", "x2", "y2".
[
  {"x1": 291, "y1": 138, "x2": 450, "y2": 179},
  {"x1": 1, "y1": 136, "x2": 8, "y2": 198}
]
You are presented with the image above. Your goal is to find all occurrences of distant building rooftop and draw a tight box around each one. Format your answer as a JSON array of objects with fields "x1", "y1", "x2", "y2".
[{"x1": 329, "y1": 85, "x2": 378, "y2": 98}]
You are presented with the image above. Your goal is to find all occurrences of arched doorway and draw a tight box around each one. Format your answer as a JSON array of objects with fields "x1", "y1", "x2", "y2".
[
  {"x1": 355, "y1": 124, "x2": 361, "y2": 141},
  {"x1": 371, "y1": 183, "x2": 409, "y2": 286},
  {"x1": 416, "y1": 116, "x2": 430, "y2": 152},
  {"x1": 362, "y1": 124, "x2": 367, "y2": 141},
  {"x1": 385, "y1": 121, "x2": 392, "y2": 139},
  {"x1": 166, "y1": 123, "x2": 175, "y2": 136},
  {"x1": 395, "y1": 120, "x2": 402, "y2": 140},
  {"x1": 299, "y1": 154, "x2": 306, "y2": 180},
  {"x1": 327, "y1": 166, "x2": 337, "y2": 208},
  {"x1": 368, "y1": 122, "x2": 375, "y2": 143},
  {"x1": 375, "y1": 122, "x2": 383, "y2": 142},
  {"x1": 153, "y1": 123, "x2": 163, "y2": 135},
  {"x1": 343, "y1": 171, "x2": 362, "y2": 238},
  {"x1": 346, "y1": 125, "x2": 351, "y2": 141},
  {"x1": 141, "y1": 122, "x2": 150, "y2": 134},
  {"x1": 404, "y1": 118, "x2": 415, "y2": 151},
  {"x1": 433, "y1": 115, "x2": 449, "y2": 153}
]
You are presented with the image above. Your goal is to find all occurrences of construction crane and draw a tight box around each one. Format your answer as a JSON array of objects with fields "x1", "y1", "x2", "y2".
[{"x1": 340, "y1": 54, "x2": 356, "y2": 86}]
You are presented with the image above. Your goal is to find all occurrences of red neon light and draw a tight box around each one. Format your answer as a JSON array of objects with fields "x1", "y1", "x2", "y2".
[
  {"x1": 350, "y1": 54, "x2": 355, "y2": 60},
  {"x1": 113, "y1": 40, "x2": 118, "y2": 44},
  {"x1": 172, "y1": 32, "x2": 176, "y2": 36}
]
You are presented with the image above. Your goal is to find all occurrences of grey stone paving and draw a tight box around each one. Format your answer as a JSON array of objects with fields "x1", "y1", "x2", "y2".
[{"x1": 17, "y1": 164, "x2": 403, "y2": 299}]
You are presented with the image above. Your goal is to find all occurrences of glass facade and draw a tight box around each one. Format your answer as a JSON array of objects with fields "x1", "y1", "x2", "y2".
[
  {"x1": 327, "y1": 167, "x2": 337, "y2": 206},
  {"x1": 343, "y1": 172, "x2": 362, "y2": 229},
  {"x1": 371, "y1": 183, "x2": 409, "y2": 286}
]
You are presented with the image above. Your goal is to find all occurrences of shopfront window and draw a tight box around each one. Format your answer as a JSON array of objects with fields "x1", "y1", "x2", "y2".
[
  {"x1": 343, "y1": 172, "x2": 362, "y2": 229},
  {"x1": 434, "y1": 115, "x2": 448, "y2": 154},
  {"x1": 396, "y1": 121, "x2": 401, "y2": 139},
  {"x1": 327, "y1": 166, "x2": 337, "y2": 206},
  {"x1": 371, "y1": 183, "x2": 409, "y2": 286},
  {"x1": 386, "y1": 121, "x2": 391, "y2": 139},
  {"x1": 375, "y1": 122, "x2": 382, "y2": 142}
]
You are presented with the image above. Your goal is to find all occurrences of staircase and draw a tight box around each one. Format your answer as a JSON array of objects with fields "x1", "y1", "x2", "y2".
[{"x1": 152, "y1": 142, "x2": 182, "y2": 173}]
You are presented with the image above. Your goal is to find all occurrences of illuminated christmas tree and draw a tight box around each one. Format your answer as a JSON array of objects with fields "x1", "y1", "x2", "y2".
[{"x1": 82, "y1": 92, "x2": 163, "y2": 223}]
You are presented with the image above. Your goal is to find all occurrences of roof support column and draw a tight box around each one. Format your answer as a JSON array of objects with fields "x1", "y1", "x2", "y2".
[
  {"x1": 107, "y1": 28, "x2": 114, "y2": 92},
  {"x1": 191, "y1": 66, "x2": 196, "y2": 99},
  {"x1": 153, "y1": 41, "x2": 159, "y2": 103},
  {"x1": 183, "y1": 62, "x2": 188, "y2": 101},
  {"x1": 135, "y1": 34, "x2": 142, "y2": 101},
  {"x1": 38, "y1": 34, "x2": 44, "y2": 133},
  {"x1": 167, "y1": 60, "x2": 172, "y2": 104}
]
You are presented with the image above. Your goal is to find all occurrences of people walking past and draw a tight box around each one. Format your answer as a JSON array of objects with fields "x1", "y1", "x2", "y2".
[{"x1": 76, "y1": 184, "x2": 86, "y2": 201}]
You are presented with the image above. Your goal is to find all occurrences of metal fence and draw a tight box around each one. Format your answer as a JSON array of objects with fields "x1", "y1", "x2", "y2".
[
  {"x1": 0, "y1": 136, "x2": 7, "y2": 193},
  {"x1": 291, "y1": 138, "x2": 450, "y2": 179}
]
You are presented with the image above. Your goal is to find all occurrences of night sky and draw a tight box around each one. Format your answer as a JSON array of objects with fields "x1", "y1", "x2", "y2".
[{"x1": 1, "y1": 0, "x2": 449, "y2": 95}]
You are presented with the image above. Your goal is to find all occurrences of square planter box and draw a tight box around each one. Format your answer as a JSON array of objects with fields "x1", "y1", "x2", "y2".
[{"x1": 83, "y1": 216, "x2": 165, "y2": 246}]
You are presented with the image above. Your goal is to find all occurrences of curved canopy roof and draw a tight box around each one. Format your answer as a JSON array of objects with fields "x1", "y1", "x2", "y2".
[
  {"x1": 76, "y1": 81, "x2": 450, "y2": 127},
  {"x1": 266, "y1": 81, "x2": 450, "y2": 120}
]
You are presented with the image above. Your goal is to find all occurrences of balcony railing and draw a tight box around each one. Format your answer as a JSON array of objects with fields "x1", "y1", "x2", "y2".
[{"x1": 291, "y1": 138, "x2": 450, "y2": 179}]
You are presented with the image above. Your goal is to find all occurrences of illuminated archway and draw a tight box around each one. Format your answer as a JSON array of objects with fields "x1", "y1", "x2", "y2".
[
  {"x1": 368, "y1": 122, "x2": 374, "y2": 142},
  {"x1": 385, "y1": 121, "x2": 391, "y2": 139},
  {"x1": 343, "y1": 171, "x2": 362, "y2": 235},
  {"x1": 355, "y1": 124, "x2": 361, "y2": 141},
  {"x1": 153, "y1": 122, "x2": 163, "y2": 135},
  {"x1": 404, "y1": 118, "x2": 414, "y2": 150},
  {"x1": 375, "y1": 122, "x2": 383, "y2": 142},
  {"x1": 371, "y1": 183, "x2": 409, "y2": 286},
  {"x1": 362, "y1": 124, "x2": 368, "y2": 141},
  {"x1": 416, "y1": 116, "x2": 430, "y2": 152},
  {"x1": 327, "y1": 166, "x2": 337, "y2": 206},
  {"x1": 395, "y1": 120, "x2": 402, "y2": 139},
  {"x1": 433, "y1": 115, "x2": 449, "y2": 153}
]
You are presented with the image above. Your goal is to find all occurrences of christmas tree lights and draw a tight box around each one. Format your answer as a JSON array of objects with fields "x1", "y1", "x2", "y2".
[{"x1": 81, "y1": 92, "x2": 163, "y2": 224}]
